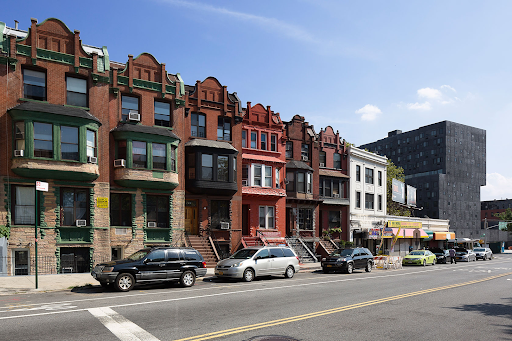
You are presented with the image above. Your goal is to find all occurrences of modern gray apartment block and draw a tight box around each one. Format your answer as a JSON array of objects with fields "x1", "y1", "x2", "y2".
[{"x1": 360, "y1": 121, "x2": 486, "y2": 239}]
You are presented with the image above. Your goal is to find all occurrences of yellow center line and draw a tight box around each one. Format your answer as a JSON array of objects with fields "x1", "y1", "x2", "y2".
[{"x1": 173, "y1": 272, "x2": 512, "y2": 341}]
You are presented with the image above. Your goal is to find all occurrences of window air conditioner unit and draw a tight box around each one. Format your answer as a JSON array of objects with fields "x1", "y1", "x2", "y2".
[
  {"x1": 220, "y1": 222, "x2": 230, "y2": 230},
  {"x1": 14, "y1": 150, "x2": 24, "y2": 157},
  {"x1": 76, "y1": 219, "x2": 87, "y2": 227},
  {"x1": 147, "y1": 222, "x2": 157, "y2": 228},
  {"x1": 301, "y1": 156, "x2": 308, "y2": 161},
  {"x1": 114, "y1": 159, "x2": 126, "y2": 167},
  {"x1": 333, "y1": 194, "x2": 340, "y2": 198},
  {"x1": 128, "y1": 111, "x2": 140, "y2": 122},
  {"x1": 87, "y1": 156, "x2": 97, "y2": 164},
  {"x1": 319, "y1": 163, "x2": 325, "y2": 167},
  {"x1": 242, "y1": 180, "x2": 248, "y2": 186}
]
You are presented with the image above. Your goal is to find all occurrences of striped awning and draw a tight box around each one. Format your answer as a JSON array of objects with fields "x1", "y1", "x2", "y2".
[{"x1": 434, "y1": 232, "x2": 456, "y2": 240}]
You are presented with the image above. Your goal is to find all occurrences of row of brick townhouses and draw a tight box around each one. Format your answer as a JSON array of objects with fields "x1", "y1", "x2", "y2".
[{"x1": 0, "y1": 17, "x2": 404, "y2": 275}]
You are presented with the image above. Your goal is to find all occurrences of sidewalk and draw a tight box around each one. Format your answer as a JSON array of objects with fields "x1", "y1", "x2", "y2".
[{"x1": 0, "y1": 262, "x2": 322, "y2": 296}]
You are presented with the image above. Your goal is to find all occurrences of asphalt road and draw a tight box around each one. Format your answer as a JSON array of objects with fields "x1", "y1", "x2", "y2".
[{"x1": 1, "y1": 255, "x2": 511, "y2": 341}]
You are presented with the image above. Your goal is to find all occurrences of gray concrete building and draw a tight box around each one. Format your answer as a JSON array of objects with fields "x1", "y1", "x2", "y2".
[{"x1": 360, "y1": 121, "x2": 486, "y2": 239}]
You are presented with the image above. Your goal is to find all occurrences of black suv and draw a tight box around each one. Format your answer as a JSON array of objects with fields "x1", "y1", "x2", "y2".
[
  {"x1": 321, "y1": 247, "x2": 374, "y2": 274},
  {"x1": 91, "y1": 247, "x2": 207, "y2": 291}
]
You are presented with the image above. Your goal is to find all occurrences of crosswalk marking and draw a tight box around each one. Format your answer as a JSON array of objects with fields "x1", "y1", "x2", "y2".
[{"x1": 88, "y1": 307, "x2": 160, "y2": 341}]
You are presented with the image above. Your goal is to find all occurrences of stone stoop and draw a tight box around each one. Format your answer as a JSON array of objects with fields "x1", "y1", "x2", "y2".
[{"x1": 187, "y1": 235, "x2": 219, "y2": 268}]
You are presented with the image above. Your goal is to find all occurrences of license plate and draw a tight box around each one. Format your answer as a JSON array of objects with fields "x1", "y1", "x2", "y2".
[
  {"x1": 326, "y1": 265, "x2": 332, "y2": 267},
  {"x1": 218, "y1": 271, "x2": 223, "y2": 275}
]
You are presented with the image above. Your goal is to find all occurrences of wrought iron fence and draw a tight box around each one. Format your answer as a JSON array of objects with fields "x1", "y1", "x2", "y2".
[{"x1": 0, "y1": 255, "x2": 112, "y2": 276}]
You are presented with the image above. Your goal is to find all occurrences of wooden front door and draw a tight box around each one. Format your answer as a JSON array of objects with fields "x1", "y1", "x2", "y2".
[{"x1": 185, "y1": 206, "x2": 198, "y2": 235}]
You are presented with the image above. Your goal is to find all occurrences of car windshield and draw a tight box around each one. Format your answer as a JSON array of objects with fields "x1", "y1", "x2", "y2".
[
  {"x1": 330, "y1": 249, "x2": 354, "y2": 257},
  {"x1": 431, "y1": 248, "x2": 443, "y2": 254},
  {"x1": 126, "y1": 249, "x2": 150, "y2": 261},
  {"x1": 409, "y1": 251, "x2": 425, "y2": 256},
  {"x1": 474, "y1": 248, "x2": 485, "y2": 252},
  {"x1": 230, "y1": 249, "x2": 258, "y2": 259}
]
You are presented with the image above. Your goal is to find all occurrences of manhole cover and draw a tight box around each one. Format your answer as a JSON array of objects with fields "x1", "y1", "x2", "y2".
[{"x1": 246, "y1": 336, "x2": 300, "y2": 341}]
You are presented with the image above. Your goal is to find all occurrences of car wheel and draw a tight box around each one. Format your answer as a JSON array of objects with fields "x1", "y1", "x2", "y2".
[
  {"x1": 365, "y1": 261, "x2": 372, "y2": 272},
  {"x1": 180, "y1": 270, "x2": 196, "y2": 287},
  {"x1": 243, "y1": 268, "x2": 255, "y2": 282},
  {"x1": 432, "y1": 259, "x2": 436, "y2": 266},
  {"x1": 346, "y1": 263, "x2": 353, "y2": 274},
  {"x1": 423, "y1": 260, "x2": 426, "y2": 266},
  {"x1": 284, "y1": 266, "x2": 295, "y2": 279},
  {"x1": 115, "y1": 273, "x2": 135, "y2": 292}
]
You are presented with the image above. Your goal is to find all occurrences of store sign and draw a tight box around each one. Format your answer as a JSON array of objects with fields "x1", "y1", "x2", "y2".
[
  {"x1": 382, "y1": 228, "x2": 394, "y2": 237},
  {"x1": 368, "y1": 228, "x2": 381, "y2": 239},
  {"x1": 407, "y1": 185, "x2": 417, "y2": 207},
  {"x1": 391, "y1": 179, "x2": 405, "y2": 204},
  {"x1": 388, "y1": 221, "x2": 422, "y2": 228},
  {"x1": 96, "y1": 197, "x2": 108, "y2": 208}
]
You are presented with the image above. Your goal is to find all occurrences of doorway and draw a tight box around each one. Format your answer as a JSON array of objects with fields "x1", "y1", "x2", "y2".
[
  {"x1": 242, "y1": 205, "x2": 249, "y2": 235},
  {"x1": 185, "y1": 200, "x2": 198, "y2": 235},
  {"x1": 60, "y1": 247, "x2": 90, "y2": 273},
  {"x1": 13, "y1": 249, "x2": 29, "y2": 276}
]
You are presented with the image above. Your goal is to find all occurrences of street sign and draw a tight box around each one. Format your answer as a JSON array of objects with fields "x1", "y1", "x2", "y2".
[
  {"x1": 36, "y1": 181, "x2": 48, "y2": 192},
  {"x1": 96, "y1": 197, "x2": 108, "y2": 208}
]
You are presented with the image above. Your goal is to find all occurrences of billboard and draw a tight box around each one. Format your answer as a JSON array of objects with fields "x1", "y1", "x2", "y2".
[
  {"x1": 407, "y1": 185, "x2": 417, "y2": 207},
  {"x1": 391, "y1": 178, "x2": 405, "y2": 204}
]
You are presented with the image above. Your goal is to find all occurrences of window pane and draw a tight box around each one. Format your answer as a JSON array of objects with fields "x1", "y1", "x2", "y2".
[
  {"x1": 251, "y1": 132, "x2": 257, "y2": 148},
  {"x1": 155, "y1": 101, "x2": 171, "y2": 127},
  {"x1": 86, "y1": 130, "x2": 96, "y2": 157},
  {"x1": 153, "y1": 143, "x2": 166, "y2": 170},
  {"x1": 132, "y1": 141, "x2": 147, "y2": 168},
  {"x1": 24, "y1": 69, "x2": 46, "y2": 101},
  {"x1": 122, "y1": 96, "x2": 138, "y2": 121},
  {"x1": 264, "y1": 166, "x2": 272, "y2": 187},
  {"x1": 218, "y1": 156, "x2": 229, "y2": 181},
  {"x1": 202, "y1": 154, "x2": 213, "y2": 180},
  {"x1": 61, "y1": 126, "x2": 79, "y2": 161},
  {"x1": 259, "y1": 207, "x2": 266, "y2": 228},
  {"x1": 34, "y1": 122, "x2": 53, "y2": 158},
  {"x1": 14, "y1": 186, "x2": 35, "y2": 225}
]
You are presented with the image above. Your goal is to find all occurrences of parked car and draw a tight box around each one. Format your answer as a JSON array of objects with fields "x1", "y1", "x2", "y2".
[
  {"x1": 430, "y1": 248, "x2": 453, "y2": 264},
  {"x1": 473, "y1": 247, "x2": 493, "y2": 261},
  {"x1": 215, "y1": 246, "x2": 300, "y2": 282},
  {"x1": 91, "y1": 247, "x2": 207, "y2": 291},
  {"x1": 454, "y1": 248, "x2": 476, "y2": 262},
  {"x1": 321, "y1": 247, "x2": 374, "y2": 274},
  {"x1": 402, "y1": 250, "x2": 436, "y2": 266}
]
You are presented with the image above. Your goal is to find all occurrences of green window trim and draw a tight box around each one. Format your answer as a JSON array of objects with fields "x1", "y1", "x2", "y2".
[{"x1": 115, "y1": 139, "x2": 179, "y2": 173}]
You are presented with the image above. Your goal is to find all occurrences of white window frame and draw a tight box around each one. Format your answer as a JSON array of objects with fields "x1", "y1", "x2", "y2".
[
  {"x1": 259, "y1": 206, "x2": 275, "y2": 229},
  {"x1": 275, "y1": 168, "x2": 280, "y2": 188}
]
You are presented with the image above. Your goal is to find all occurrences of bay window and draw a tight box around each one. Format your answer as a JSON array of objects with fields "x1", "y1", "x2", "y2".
[
  {"x1": 218, "y1": 155, "x2": 229, "y2": 181},
  {"x1": 152, "y1": 143, "x2": 166, "y2": 170},
  {"x1": 201, "y1": 154, "x2": 213, "y2": 180},
  {"x1": 61, "y1": 126, "x2": 79, "y2": 161},
  {"x1": 132, "y1": 141, "x2": 147, "y2": 168},
  {"x1": 34, "y1": 122, "x2": 53, "y2": 158}
]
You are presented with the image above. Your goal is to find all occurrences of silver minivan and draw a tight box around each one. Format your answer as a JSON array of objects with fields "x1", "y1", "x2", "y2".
[{"x1": 215, "y1": 246, "x2": 300, "y2": 282}]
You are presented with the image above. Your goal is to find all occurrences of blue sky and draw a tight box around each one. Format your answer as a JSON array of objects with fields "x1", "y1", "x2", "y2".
[{"x1": 3, "y1": 0, "x2": 512, "y2": 200}]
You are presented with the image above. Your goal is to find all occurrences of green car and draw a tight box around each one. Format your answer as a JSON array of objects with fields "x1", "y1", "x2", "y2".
[{"x1": 402, "y1": 250, "x2": 436, "y2": 266}]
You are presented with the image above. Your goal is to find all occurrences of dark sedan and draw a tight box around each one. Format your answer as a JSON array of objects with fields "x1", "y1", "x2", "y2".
[
  {"x1": 430, "y1": 248, "x2": 453, "y2": 264},
  {"x1": 321, "y1": 247, "x2": 374, "y2": 274}
]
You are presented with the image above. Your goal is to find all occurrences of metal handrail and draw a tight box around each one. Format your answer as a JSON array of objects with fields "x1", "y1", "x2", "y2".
[
  {"x1": 296, "y1": 237, "x2": 318, "y2": 262},
  {"x1": 257, "y1": 230, "x2": 269, "y2": 246},
  {"x1": 208, "y1": 229, "x2": 230, "y2": 260}
]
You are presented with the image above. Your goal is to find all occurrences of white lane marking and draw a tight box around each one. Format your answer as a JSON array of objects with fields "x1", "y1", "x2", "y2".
[
  {"x1": 8, "y1": 302, "x2": 77, "y2": 312},
  {"x1": 2, "y1": 260, "x2": 512, "y2": 321},
  {"x1": 89, "y1": 307, "x2": 160, "y2": 341}
]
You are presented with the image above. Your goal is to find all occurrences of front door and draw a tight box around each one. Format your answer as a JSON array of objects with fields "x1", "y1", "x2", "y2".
[
  {"x1": 242, "y1": 205, "x2": 249, "y2": 236},
  {"x1": 14, "y1": 250, "x2": 29, "y2": 276},
  {"x1": 185, "y1": 205, "x2": 198, "y2": 235}
]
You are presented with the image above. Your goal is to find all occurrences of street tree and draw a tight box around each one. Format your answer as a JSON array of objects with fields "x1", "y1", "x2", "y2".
[
  {"x1": 494, "y1": 208, "x2": 512, "y2": 232},
  {"x1": 387, "y1": 159, "x2": 411, "y2": 216}
]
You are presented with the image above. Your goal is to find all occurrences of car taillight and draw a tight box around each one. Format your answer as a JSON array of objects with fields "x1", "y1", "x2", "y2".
[
  {"x1": 202, "y1": 261, "x2": 206, "y2": 268},
  {"x1": 296, "y1": 256, "x2": 299, "y2": 261}
]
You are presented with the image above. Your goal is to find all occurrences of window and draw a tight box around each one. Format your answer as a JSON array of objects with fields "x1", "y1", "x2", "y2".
[
  {"x1": 378, "y1": 195, "x2": 382, "y2": 211},
  {"x1": 259, "y1": 206, "x2": 275, "y2": 229},
  {"x1": 61, "y1": 188, "x2": 88, "y2": 226},
  {"x1": 117, "y1": 140, "x2": 127, "y2": 160},
  {"x1": 365, "y1": 168, "x2": 374, "y2": 184},
  {"x1": 146, "y1": 195, "x2": 169, "y2": 228},
  {"x1": 15, "y1": 122, "x2": 25, "y2": 152},
  {"x1": 154, "y1": 101, "x2": 171, "y2": 127},
  {"x1": 34, "y1": 122, "x2": 53, "y2": 158},
  {"x1": 152, "y1": 143, "x2": 166, "y2": 170},
  {"x1": 23, "y1": 69, "x2": 46, "y2": 101},
  {"x1": 301, "y1": 144, "x2": 309, "y2": 160},
  {"x1": 328, "y1": 211, "x2": 340, "y2": 229},
  {"x1": 365, "y1": 193, "x2": 374, "y2": 209},
  {"x1": 275, "y1": 168, "x2": 280, "y2": 188},
  {"x1": 264, "y1": 166, "x2": 272, "y2": 187},
  {"x1": 286, "y1": 172, "x2": 295, "y2": 191},
  {"x1": 307, "y1": 173, "x2": 312, "y2": 193},
  {"x1": 110, "y1": 193, "x2": 131, "y2": 226},
  {"x1": 298, "y1": 208, "x2": 313, "y2": 230},
  {"x1": 251, "y1": 132, "x2": 257, "y2": 149},
  {"x1": 66, "y1": 76, "x2": 87, "y2": 107},
  {"x1": 121, "y1": 95, "x2": 139, "y2": 121},
  {"x1": 319, "y1": 151, "x2": 326, "y2": 166},
  {"x1": 356, "y1": 191, "x2": 361, "y2": 208},
  {"x1": 261, "y1": 133, "x2": 267, "y2": 150},
  {"x1": 171, "y1": 145, "x2": 177, "y2": 171},
  {"x1": 191, "y1": 113, "x2": 206, "y2": 137},
  {"x1": 297, "y1": 172, "x2": 305, "y2": 192},
  {"x1": 270, "y1": 134, "x2": 277, "y2": 151},
  {"x1": 211, "y1": 200, "x2": 229, "y2": 229},
  {"x1": 242, "y1": 165, "x2": 249, "y2": 185},
  {"x1": 12, "y1": 185, "x2": 35, "y2": 225},
  {"x1": 61, "y1": 126, "x2": 79, "y2": 161},
  {"x1": 218, "y1": 156, "x2": 229, "y2": 181},
  {"x1": 132, "y1": 141, "x2": 147, "y2": 168},
  {"x1": 286, "y1": 141, "x2": 293, "y2": 158},
  {"x1": 217, "y1": 117, "x2": 231, "y2": 141},
  {"x1": 378, "y1": 171, "x2": 382, "y2": 186},
  {"x1": 242, "y1": 130, "x2": 247, "y2": 148},
  {"x1": 356, "y1": 165, "x2": 361, "y2": 182},
  {"x1": 201, "y1": 154, "x2": 213, "y2": 180},
  {"x1": 253, "y1": 165, "x2": 262, "y2": 186},
  {"x1": 86, "y1": 129, "x2": 97, "y2": 158},
  {"x1": 333, "y1": 153, "x2": 341, "y2": 169}
]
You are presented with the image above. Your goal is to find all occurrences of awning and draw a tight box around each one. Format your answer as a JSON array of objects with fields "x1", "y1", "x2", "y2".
[
  {"x1": 424, "y1": 229, "x2": 434, "y2": 241},
  {"x1": 242, "y1": 153, "x2": 286, "y2": 164},
  {"x1": 434, "y1": 232, "x2": 456, "y2": 240},
  {"x1": 398, "y1": 228, "x2": 430, "y2": 239},
  {"x1": 319, "y1": 169, "x2": 349, "y2": 179}
]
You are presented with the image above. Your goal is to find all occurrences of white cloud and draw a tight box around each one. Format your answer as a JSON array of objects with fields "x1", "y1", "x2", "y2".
[
  {"x1": 441, "y1": 85, "x2": 457, "y2": 92},
  {"x1": 417, "y1": 87, "x2": 442, "y2": 100},
  {"x1": 355, "y1": 104, "x2": 382, "y2": 121},
  {"x1": 407, "y1": 102, "x2": 431, "y2": 110},
  {"x1": 481, "y1": 173, "x2": 512, "y2": 201}
]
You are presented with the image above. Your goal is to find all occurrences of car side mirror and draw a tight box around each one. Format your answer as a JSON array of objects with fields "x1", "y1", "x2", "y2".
[{"x1": 143, "y1": 258, "x2": 149, "y2": 263}]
